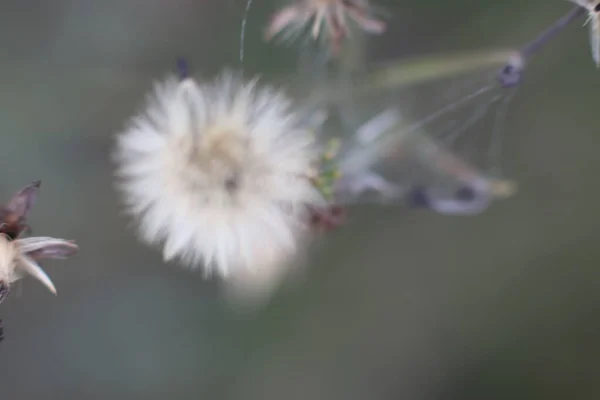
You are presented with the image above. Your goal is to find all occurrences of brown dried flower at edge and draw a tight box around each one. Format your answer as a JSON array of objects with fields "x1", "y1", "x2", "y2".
[
  {"x1": 265, "y1": 0, "x2": 386, "y2": 56},
  {"x1": 0, "y1": 181, "x2": 79, "y2": 297}
]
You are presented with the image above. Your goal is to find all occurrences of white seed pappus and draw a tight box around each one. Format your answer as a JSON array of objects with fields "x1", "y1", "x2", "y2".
[{"x1": 114, "y1": 72, "x2": 323, "y2": 281}]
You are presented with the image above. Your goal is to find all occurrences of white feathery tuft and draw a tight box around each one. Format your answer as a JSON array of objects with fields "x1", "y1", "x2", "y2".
[{"x1": 114, "y1": 71, "x2": 324, "y2": 281}]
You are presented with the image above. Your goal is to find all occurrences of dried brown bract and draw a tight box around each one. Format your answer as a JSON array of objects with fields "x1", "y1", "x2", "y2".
[
  {"x1": 308, "y1": 204, "x2": 347, "y2": 232},
  {"x1": 0, "y1": 180, "x2": 41, "y2": 240}
]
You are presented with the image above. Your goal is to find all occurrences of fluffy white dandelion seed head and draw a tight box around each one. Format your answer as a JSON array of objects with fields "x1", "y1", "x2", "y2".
[{"x1": 114, "y1": 72, "x2": 324, "y2": 279}]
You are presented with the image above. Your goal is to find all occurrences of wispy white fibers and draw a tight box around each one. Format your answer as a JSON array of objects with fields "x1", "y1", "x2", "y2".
[
  {"x1": 113, "y1": 71, "x2": 324, "y2": 297},
  {"x1": 264, "y1": 0, "x2": 386, "y2": 55}
]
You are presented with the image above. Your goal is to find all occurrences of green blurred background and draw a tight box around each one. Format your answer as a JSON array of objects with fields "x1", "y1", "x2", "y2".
[{"x1": 1, "y1": 1, "x2": 600, "y2": 398}]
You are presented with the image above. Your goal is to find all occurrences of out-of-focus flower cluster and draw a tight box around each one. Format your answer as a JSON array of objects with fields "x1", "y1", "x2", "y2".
[{"x1": 264, "y1": 0, "x2": 386, "y2": 56}]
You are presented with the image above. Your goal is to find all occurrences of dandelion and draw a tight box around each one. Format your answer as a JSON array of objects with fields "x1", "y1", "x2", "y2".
[
  {"x1": 0, "y1": 235, "x2": 79, "y2": 305},
  {"x1": 113, "y1": 72, "x2": 323, "y2": 280},
  {"x1": 265, "y1": 0, "x2": 386, "y2": 55},
  {"x1": 568, "y1": 1, "x2": 600, "y2": 66}
]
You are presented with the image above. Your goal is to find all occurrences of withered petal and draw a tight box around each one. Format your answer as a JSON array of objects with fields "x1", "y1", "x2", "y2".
[{"x1": 18, "y1": 237, "x2": 79, "y2": 261}]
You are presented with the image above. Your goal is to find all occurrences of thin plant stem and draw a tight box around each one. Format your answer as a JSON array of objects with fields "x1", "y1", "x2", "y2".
[
  {"x1": 521, "y1": 6, "x2": 586, "y2": 60},
  {"x1": 239, "y1": 0, "x2": 254, "y2": 65},
  {"x1": 498, "y1": 6, "x2": 586, "y2": 87}
]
